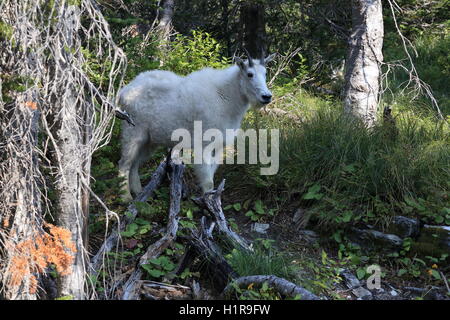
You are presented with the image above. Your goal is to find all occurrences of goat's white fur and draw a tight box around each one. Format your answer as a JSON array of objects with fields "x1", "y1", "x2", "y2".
[{"x1": 117, "y1": 56, "x2": 274, "y2": 201}]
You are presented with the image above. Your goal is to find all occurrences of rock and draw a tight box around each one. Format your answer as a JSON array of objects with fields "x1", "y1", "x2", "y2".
[
  {"x1": 387, "y1": 216, "x2": 421, "y2": 238},
  {"x1": 292, "y1": 208, "x2": 305, "y2": 223},
  {"x1": 292, "y1": 208, "x2": 309, "y2": 228},
  {"x1": 352, "y1": 286, "x2": 373, "y2": 300},
  {"x1": 349, "y1": 228, "x2": 403, "y2": 252},
  {"x1": 373, "y1": 292, "x2": 404, "y2": 300},
  {"x1": 252, "y1": 223, "x2": 270, "y2": 234},
  {"x1": 340, "y1": 270, "x2": 361, "y2": 289},
  {"x1": 390, "y1": 289, "x2": 398, "y2": 297},
  {"x1": 297, "y1": 230, "x2": 319, "y2": 245},
  {"x1": 403, "y1": 286, "x2": 449, "y2": 300},
  {"x1": 410, "y1": 225, "x2": 450, "y2": 263}
]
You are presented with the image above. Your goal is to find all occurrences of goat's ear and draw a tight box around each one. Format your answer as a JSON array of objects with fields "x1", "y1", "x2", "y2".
[
  {"x1": 235, "y1": 57, "x2": 246, "y2": 70},
  {"x1": 264, "y1": 53, "x2": 276, "y2": 64}
]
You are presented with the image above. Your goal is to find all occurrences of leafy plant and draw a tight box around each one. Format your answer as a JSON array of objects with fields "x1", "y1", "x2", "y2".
[
  {"x1": 142, "y1": 255, "x2": 176, "y2": 279},
  {"x1": 161, "y1": 30, "x2": 230, "y2": 75},
  {"x1": 244, "y1": 200, "x2": 276, "y2": 222},
  {"x1": 120, "y1": 218, "x2": 152, "y2": 238},
  {"x1": 231, "y1": 281, "x2": 282, "y2": 300}
]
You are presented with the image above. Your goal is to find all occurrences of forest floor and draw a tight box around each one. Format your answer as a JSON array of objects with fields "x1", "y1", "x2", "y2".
[{"x1": 88, "y1": 164, "x2": 450, "y2": 300}]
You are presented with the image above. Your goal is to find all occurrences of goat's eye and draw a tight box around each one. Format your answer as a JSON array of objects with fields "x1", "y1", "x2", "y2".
[{"x1": 247, "y1": 73, "x2": 253, "y2": 78}]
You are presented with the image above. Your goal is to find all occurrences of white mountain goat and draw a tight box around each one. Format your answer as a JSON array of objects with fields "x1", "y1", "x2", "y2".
[{"x1": 117, "y1": 53, "x2": 275, "y2": 201}]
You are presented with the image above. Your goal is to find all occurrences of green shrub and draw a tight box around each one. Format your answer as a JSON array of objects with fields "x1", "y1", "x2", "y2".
[
  {"x1": 384, "y1": 32, "x2": 450, "y2": 116},
  {"x1": 160, "y1": 30, "x2": 230, "y2": 75}
]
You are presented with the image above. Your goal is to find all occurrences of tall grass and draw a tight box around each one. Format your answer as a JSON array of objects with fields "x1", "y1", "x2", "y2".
[
  {"x1": 224, "y1": 91, "x2": 449, "y2": 228},
  {"x1": 227, "y1": 245, "x2": 293, "y2": 280}
]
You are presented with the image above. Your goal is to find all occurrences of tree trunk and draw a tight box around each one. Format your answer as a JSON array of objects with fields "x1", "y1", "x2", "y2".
[
  {"x1": 241, "y1": 1, "x2": 267, "y2": 58},
  {"x1": 221, "y1": 0, "x2": 231, "y2": 57},
  {"x1": 343, "y1": 0, "x2": 384, "y2": 127},
  {"x1": 53, "y1": 5, "x2": 89, "y2": 300},
  {"x1": 157, "y1": 0, "x2": 175, "y2": 43}
]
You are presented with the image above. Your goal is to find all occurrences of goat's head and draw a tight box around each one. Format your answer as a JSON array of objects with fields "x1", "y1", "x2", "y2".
[{"x1": 235, "y1": 50, "x2": 276, "y2": 107}]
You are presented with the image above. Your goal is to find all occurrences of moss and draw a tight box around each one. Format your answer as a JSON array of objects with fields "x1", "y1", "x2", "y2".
[
  {"x1": 67, "y1": 0, "x2": 82, "y2": 6},
  {"x1": 409, "y1": 227, "x2": 450, "y2": 263},
  {"x1": 0, "y1": 21, "x2": 13, "y2": 41}
]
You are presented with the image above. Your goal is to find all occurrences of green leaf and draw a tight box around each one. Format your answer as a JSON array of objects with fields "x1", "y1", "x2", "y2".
[
  {"x1": 254, "y1": 200, "x2": 264, "y2": 214},
  {"x1": 398, "y1": 269, "x2": 408, "y2": 277},
  {"x1": 356, "y1": 268, "x2": 366, "y2": 280},
  {"x1": 186, "y1": 209, "x2": 194, "y2": 219},
  {"x1": 139, "y1": 226, "x2": 150, "y2": 235},
  {"x1": 135, "y1": 218, "x2": 150, "y2": 226},
  {"x1": 233, "y1": 203, "x2": 242, "y2": 211},
  {"x1": 303, "y1": 184, "x2": 324, "y2": 200},
  {"x1": 431, "y1": 270, "x2": 441, "y2": 280},
  {"x1": 245, "y1": 210, "x2": 254, "y2": 217},
  {"x1": 135, "y1": 201, "x2": 159, "y2": 217},
  {"x1": 342, "y1": 211, "x2": 353, "y2": 223},
  {"x1": 333, "y1": 232, "x2": 342, "y2": 243},
  {"x1": 148, "y1": 257, "x2": 162, "y2": 266},
  {"x1": 434, "y1": 216, "x2": 444, "y2": 224},
  {"x1": 148, "y1": 269, "x2": 165, "y2": 278},
  {"x1": 121, "y1": 223, "x2": 139, "y2": 237}
]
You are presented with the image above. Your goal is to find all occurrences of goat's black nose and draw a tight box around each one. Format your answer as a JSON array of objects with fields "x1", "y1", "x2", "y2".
[{"x1": 262, "y1": 94, "x2": 272, "y2": 102}]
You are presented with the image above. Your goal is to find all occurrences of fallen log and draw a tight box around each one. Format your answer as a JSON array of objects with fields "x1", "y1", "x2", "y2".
[
  {"x1": 141, "y1": 281, "x2": 191, "y2": 300},
  {"x1": 121, "y1": 158, "x2": 184, "y2": 300},
  {"x1": 90, "y1": 158, "x2": 169, "y2": 275},
  {"x1": 222, "y1": 275, "x2": 320, "y2": 300}
]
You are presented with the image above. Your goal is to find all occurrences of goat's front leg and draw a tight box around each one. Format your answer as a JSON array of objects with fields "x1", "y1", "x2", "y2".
[{"x1": 194, "y1": 163, "x2": 217, "y2": 193}]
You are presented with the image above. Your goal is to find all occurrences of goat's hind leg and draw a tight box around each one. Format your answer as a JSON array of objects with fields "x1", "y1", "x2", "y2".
[
  {"x1": 129, "y1": 144, "x2": 153, "y2": 196},
  {"x1": 118, "y1": 125, "x2": 148, "y2": 201}
]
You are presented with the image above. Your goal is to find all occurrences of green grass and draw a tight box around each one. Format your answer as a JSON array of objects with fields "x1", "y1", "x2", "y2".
[
  {"x1": 226, "y1": 242, "x2": 294, "y2": 280},
  {"x1": 223, "y1": 89, "x2": 449, "y2": 229}
]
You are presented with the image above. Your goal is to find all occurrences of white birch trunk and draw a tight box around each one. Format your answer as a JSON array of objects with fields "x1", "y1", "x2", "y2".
[{"x1": 344, "y1": 0, "x2": 384, "y2": 127}]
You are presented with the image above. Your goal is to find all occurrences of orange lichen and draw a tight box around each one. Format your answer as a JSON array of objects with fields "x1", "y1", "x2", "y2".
[
  {"x1": 6, "y1": 223, "x2": 77, "y2": 290},
  {"x1": 24, "y1": 101, "x2": 38, "y2": 110}
]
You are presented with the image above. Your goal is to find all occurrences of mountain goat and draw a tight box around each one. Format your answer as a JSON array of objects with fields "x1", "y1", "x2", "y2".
[{"x1": 117, "y1": 53, "x2": 275, "y2": 201}]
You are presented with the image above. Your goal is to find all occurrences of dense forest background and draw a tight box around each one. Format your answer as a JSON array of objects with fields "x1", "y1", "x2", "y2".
[{"x1": 0, "y1": 0, "x2": 449, "y2": 300}]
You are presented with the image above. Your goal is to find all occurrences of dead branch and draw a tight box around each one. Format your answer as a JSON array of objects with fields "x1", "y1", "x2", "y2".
[
  {"x1": 181, "y1": 216, "x2": 239, "y2": 292},
  {"x1": 141, "y1": 281, "x2": 191, "y2": 300},
  {"x1": 383, "y1": 0, "x2": 443, "y2": 119},
  {"x1": 120, "y1": 159, "x2": 184, "y2": 300},
  {"x1": 192, "y1": 180, "x2": 251, "y2": 252},
  {"x1": 222, "y1": 275, "x2": 320, "y2": 300}
]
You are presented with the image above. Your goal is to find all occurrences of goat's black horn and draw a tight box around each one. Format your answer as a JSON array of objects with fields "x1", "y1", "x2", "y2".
[{"x1": 243, "y1": 48, "x2": 254, "y2": 67}]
